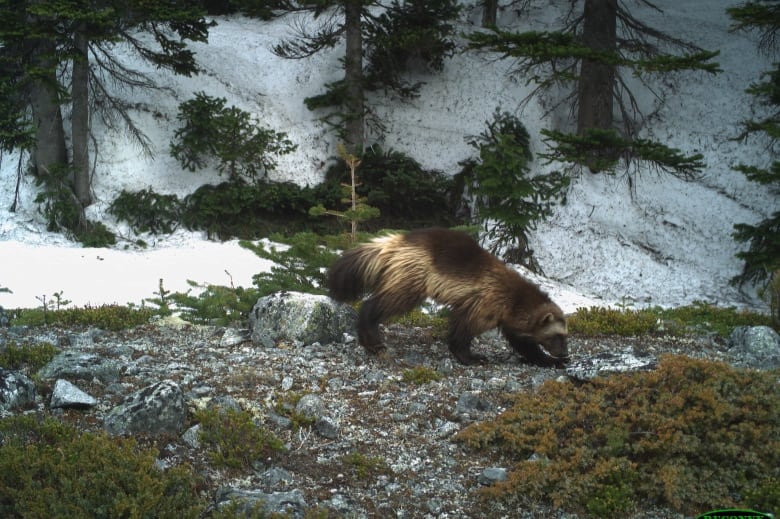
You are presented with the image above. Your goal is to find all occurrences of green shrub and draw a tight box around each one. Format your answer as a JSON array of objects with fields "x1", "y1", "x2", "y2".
[
  {"x1": 0, "y1": 415, "x2": 204, "y2": 518},
  {"x1": 109, "y1": 188, "x2": 182, "y2": 234},
  {"x1": 170, "y1": 92, "x2": 296, "y2": 182},
  {"x1": 0, "y1": 341, "x2": 58, "y2": 372},
  {"x1": 455, "y1": 355, "x2": 780, "y2": 516},
  {"x1": 241, "y1": 232, "x2": 344, "y2": 295},
  {"x1": 569, "y1": 302, "x2": 776, "y2": 337},
  {"x1": 320, "y1": 146, "x2": 458, "y2": 230},
  {"x1": 402, "y1": 366, "x2": 443, "y2": 385},
  {"x1": 168, "y1": 280, "x2": 260, "y2": 325},
  {"x1": 195, "y1": 407, "x2": 285, "y2": 471},
  {"x1": 10, "y1": 305, "x2": 156, "y2": 330},
  {"x1": 458, "y1": 110, "x2": 569, "y2": 269},
  {"x1": 568, "y1": 306, "x2": 660, "y2": 336},
  {"x1": 338, "y1": 451, "x2": 391, "y2": 483},
  {"x1": 181, "y1": 179, "x2": 327, "y2": 239},
  {"x1": 33, "y1": 164, "x2": 116, "y2": 247}
]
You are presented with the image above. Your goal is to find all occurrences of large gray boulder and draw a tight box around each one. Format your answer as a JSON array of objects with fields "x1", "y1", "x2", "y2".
[
  {"x1": 249, "y1": 291, "x2": 356, "y2": 347},
  {"x1": 103, "y1": 380, "x2": 186, "y2": 436},
  {"x1": 38, "y1": 350, "x2": 121, "y2": 383},
  {"x1": 727, "y1": 325, "x2": 780, "y2": 369}
]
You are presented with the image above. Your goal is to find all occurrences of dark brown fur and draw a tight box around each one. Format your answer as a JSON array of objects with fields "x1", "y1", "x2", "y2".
[{"x1": 327, "y1": 228, "x2": 569, "y2": 367}]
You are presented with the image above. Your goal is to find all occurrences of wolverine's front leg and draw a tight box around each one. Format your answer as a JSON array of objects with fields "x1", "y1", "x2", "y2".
[{"x1": 447, "y1": 310, "x2": 485, "y2": 365}]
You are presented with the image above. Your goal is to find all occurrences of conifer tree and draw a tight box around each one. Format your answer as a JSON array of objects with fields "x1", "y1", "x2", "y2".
[
  {"x1": 728, "y1": 0, "x2": 780, "y2": 321},
  {"x1": 0, "y1": 0, "x2": 211, "y2": 236},
  {"x1": 273, "y1": 0, "x2": 459, "y2": 155},
  {"x1": 465, "y1": 0, "x2": 719, "y2": 177}
]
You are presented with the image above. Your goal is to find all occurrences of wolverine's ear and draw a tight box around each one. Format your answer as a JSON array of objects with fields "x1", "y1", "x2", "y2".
[{"x1": 541, "y1": 312, "x2": 555, "y2": 324}]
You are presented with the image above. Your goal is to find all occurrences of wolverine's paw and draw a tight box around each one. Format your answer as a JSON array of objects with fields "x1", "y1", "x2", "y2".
[{"x1": 452, "y1": 352, "x2": 487, "y2": 366}]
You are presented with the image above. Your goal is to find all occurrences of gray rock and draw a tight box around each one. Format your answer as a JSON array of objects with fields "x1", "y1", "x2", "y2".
[
  {"x1": 456, "y1": 391, "x2": 493, "y2": 414},
  {"x1": 315, "y1": 416, "x2": 339, "y2": 439},
  {"x1": 215, "y1": 487, "x2": 307, "y2": 518},
  {"x1": 181, "y1": 423, "x2": 201, "y2": 448},
  {"x1": 259, "y1": 466, "x2": 294, "y2": 488},
  {"x1": 50, "y1": 379, "x2": 97, "y2": 409},
  {"x1": 565, "y1": 349, "x2": 657, "y2": 381},
  {"x1": 478, "y1": 467, "x2": 509, "y2": 485},
  {"x1": 0, "y1": 368, "x2": 36, "y2": 412},
  {"x1": 0, "y1": 306, "x2": 8, "y2": 327},
  {"x1": 295, "y1": 393, "x2": 325, "y2": 420},
  {"x1": 220, "y1": 328, "x2": 250, "y2": 347},
  {"x1": 38, "y1": 350, "x2": 121, "y2": 383},
  {"x1": 104, "y1": 380, "x2": 186, "y2": 436},
  {"x1": 249, "y1": 291, "x2": 357, "y2": 347},
  {"x1": 727, "y1": 325, "x2": 780, "y2": 369}
]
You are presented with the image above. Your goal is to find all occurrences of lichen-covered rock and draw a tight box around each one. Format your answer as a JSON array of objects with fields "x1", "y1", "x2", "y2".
[
  {"x1": 565, "y1": 349, "x2": 658, "y2": 381},
  {"x1": 103, "y1": 380, "x2": 186, "y2": 436},
  {"x1": 215, "y1": 487, "x2": 307, "y2": 517},
  {"x1": 38, "y1": 350, "x2": 121, "y2": 383},
  {"x1": 0, "y1": 368, "x2": 36, "y2": 412},
  {"x1": 249, "y1": 291, "x2": 356, "y2": 347},
  {"x1": 727, "y1": 325, "x2": 780, "y2": 369}
]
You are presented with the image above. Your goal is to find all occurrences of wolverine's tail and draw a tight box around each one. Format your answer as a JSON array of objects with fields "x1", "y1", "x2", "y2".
[{"x1": 327, "y1": 237, "x2": 392, "y2": 302}]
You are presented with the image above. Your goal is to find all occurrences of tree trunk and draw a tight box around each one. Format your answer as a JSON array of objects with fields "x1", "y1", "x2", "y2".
[
  {"x1": 72, "y1": 27, "x2": 92, "y2": 207},
  {"x1": 481, "y1": 0, "x2": 497, "y2": 27},
  {"x1": 343, "y1": 0, "x2": 364, "y2": 155},
  {"x1": 29, "y1": 74, "x2": 67, "y2": 179},
  {"x1": 577, "y1": 0, "x2": 617, "y2": 136}
]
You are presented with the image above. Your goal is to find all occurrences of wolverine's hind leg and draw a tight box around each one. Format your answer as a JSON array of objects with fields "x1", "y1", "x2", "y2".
[{"x1": 358, "y1": 291, "x2": 422, "y2": 355}]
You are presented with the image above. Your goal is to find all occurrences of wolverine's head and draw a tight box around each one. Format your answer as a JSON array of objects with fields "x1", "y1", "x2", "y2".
[
  {"x1": 533, "y1": 308, "x2": 569, "y2": 361},
  {"x1": 502, "y1": 302, "x2": 569, "y2": 367}
]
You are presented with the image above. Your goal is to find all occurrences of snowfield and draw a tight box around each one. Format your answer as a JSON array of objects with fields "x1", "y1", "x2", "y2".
[{"x1": 0, "y1": 1, "x2": 776, "y2": 313}]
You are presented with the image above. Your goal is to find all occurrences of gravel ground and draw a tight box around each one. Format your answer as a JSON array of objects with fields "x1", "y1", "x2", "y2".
[{"x1": 4, "y1": 320, "x2": 731, "y2": 518}]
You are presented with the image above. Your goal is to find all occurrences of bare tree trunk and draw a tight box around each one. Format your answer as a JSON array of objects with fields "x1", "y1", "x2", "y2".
[
  {"x1": 29, "y1": 75, "x2": 67, "y2": 178},
  {"x1": 72, "y1": 27, "x2": 92, "y2": 207},
  {"x1": 27, "y1": 1, "x2": 68, "y2": 178},
  {"x1": 343, "y1": 0, "x2": 364, "y2": 155},
  {"x1": 577, "y1": 0, "x2": 617, "y2": 135},
  {"x1": 481, "y1": 0, "x2": 498, "y2": 27}
]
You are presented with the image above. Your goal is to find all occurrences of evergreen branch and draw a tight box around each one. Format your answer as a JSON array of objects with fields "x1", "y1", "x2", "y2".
[{"x1": 540, "y1": 128, "x2": 705, "y2": 180}]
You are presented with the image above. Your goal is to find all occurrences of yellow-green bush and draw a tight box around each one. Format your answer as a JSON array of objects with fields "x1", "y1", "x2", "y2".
[
  {"x1": 0, "y1": 341, "x2": 58, "y2": 371},
  {"x1": 10, "y1": 305, "x2": 157, "y2": 330},
  {"x1": 402, "y1": 366, "x2": 443, "y2": 385},
  {"x1": 567, "y1": 306, "x2": 660, "y2": 336},
  {"x1": 195, "y1": 407, "x2": 285, "y2": 470},
  {"x1": 455, "y1": 355, "x2": 780, "y2": 516},
  {"x1": 0, "y1": 415, "x2": 203, "y2": 518},
  {"x1": 568, "y1": 302, "x2": 775, "y2": 337}
]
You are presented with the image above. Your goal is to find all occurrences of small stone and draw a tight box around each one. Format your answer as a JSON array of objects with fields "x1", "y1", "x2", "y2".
[{"x1": 315, "y1": 416, "x2": 339, "y2": 439}]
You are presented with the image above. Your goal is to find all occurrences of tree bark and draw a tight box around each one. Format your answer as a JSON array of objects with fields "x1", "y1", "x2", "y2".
[
  {"x1": 481, "y1": 0, "x2": 498, "y2": 27},
  {"x1": 577, "y1": 0, "x2": 617, "y2": 135},
  {"x1": 343, "y1": 0, "x2": 364, "y2": 155},
  {"x1": 72, "y1": 27, "x2": 92, "y2": 207},
  {"x1": 29, "y1": 72, "x2": 67, "y2": 179}
]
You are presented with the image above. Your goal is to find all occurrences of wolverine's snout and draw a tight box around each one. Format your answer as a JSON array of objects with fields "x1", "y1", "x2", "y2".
[{"x1": 541, "y1": 334, "x2": 569, "y2": 361}]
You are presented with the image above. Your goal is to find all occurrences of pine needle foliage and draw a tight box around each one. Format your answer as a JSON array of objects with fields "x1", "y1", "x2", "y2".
[
  {"x1": 170, "y1": 92, "x2": 297, "y2": 182},
  {"x1": 728, "y1": 2, "x2": 780, "y2": 323},
  {"x1": 455, "y1": 355, "x2": 780, "y2": 516},
  {"x1": 539, "y1": 128, "x2": 705, "y2": 179},
  {"x1": 459, "y1": 111, "x2": 568, "y2": 267}
]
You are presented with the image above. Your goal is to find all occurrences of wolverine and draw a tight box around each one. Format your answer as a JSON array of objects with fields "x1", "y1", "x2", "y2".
[{"x1": 327, "y1": 227, "x2": 569, "y2": 367}]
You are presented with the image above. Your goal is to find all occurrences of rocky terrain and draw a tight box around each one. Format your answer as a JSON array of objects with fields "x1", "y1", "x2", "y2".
[{"x1": 1, "y1": 295, "x2": 778, "y2": 518}]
